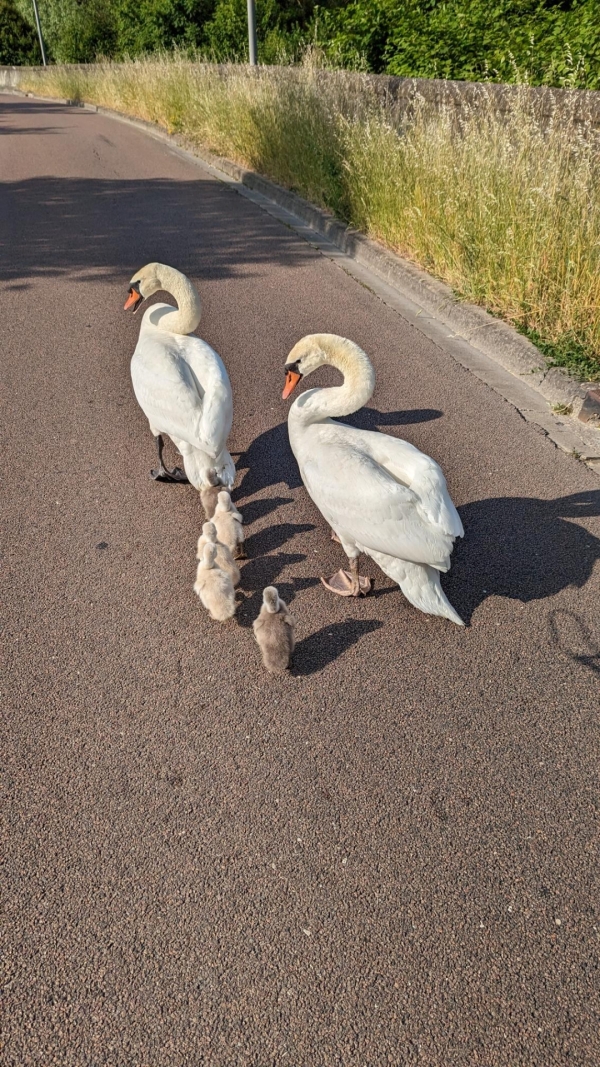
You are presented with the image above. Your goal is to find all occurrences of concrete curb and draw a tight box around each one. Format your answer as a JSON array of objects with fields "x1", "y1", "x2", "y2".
[{"x1": 3, "y1": 86, "x2": 600, "y2": 473}]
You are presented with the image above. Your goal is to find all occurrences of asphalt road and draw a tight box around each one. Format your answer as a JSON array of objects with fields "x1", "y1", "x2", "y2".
[{"x1": 2, "y1": 95, "x2": 599, "y2": 1067}]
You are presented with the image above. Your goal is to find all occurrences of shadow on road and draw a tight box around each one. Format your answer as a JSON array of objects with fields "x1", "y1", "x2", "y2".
[
  {"x1": 0, "y1": 170, "x2": 317, "y2": 284},
  {"x1": 0, "y1": 125, "x2": 64, "y2": 136},
  {"x1": 447, "y1": 489, "x2": 600, "y2": 624},
  {"x1": 244, "y1": 522, "x2": 316, "y2": 557},
  {"x1": 548, "y1": 609, "x2": 600, "y2": 676},
  {"x1": 236, "y1": 422, "x2": 303, "y2": 498},
  {"x1": 292, "y1": 619, "x2": 384, "y2": 676},
  {"x1": 239, "y1": 496, "x2": 294, "y2": 524}
]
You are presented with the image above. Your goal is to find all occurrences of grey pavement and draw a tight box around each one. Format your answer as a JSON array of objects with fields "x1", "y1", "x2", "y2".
[{"x1": 1, "y1": 95, "x2": 599, "y2": 1067}]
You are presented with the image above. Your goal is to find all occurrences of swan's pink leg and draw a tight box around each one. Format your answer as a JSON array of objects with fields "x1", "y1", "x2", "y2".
[{"x1": 321, "y1": 557, "x2": 372, "y2": 597}]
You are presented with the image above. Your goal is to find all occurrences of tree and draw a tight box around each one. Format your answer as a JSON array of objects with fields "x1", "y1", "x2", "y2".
[
  {"x1": 115, "y1": 0, "x2": 216, "y2": 57},
  {"x1": 56, "y1": 0, "x2": 118, "y2": 62},
  {"x1": 0, "y1": 0, "x2": 41, "y2": 63}
]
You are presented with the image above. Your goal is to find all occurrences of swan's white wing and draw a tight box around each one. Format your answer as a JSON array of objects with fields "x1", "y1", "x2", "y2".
[
  {"x1": 131, "y1": 328, "x2": 232, "y2": 458},
  {"x1": 300, "y1": 432, "x2": 456, "y2": 570},
  {"x1": 337, "y1": 424, "x2": 464, "y2": 539},
  {"x1": 178, "y1": 336, "x2": 233, "y2": 455}
]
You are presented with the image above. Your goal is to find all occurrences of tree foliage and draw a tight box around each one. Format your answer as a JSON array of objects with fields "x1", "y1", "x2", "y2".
[
  {"x1": 14, "y1": 0, "x2": 336, "y2": 62},
  {"x1": 0, "y1": 0, "x2": 41, "y2": 63},
  {"x1": 11, "y1": 0, "x2": 600, "y2": 89},
  {"x1": 317, "y1": 0, "x2": 600, "y2": 88}
]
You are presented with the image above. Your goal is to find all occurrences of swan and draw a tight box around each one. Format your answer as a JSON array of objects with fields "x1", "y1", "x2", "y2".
[
  {"x1": 282, "y1": 334, "x2": 465, "y2": 625},
  {"x1": 125, "y1": 263, "x2": 235, "y2": 489}
]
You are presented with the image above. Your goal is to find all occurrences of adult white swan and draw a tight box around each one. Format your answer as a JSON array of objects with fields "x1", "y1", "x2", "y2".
[
  {"x1": 125, "y1": 263, "x2": 234, "y2": 489},
  {"x1": 283, "y1": 334, "x2": 464, "y2": 625}
]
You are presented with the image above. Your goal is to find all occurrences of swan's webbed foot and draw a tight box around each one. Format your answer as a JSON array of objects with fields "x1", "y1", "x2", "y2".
[
  {"x1": 330, "y1": 529, "x2": 342, "y2": 544},
  {"x1": 321, "y1": 559, "x2": 372, "y2": 597},
  {"x1": 150, "y1": 435, "x2": 190, "y2": 484},
  {"x1": 151, "y1": 465, "x2": 189, "y2": 483}
]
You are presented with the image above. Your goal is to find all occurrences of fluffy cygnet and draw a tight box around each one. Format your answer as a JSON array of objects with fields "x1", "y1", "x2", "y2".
[
  {"x1": 200, "y1": 469, "x2": 223, "y2": 521},
  {"x1": 196, "y1": 521, "x2": 241, "y2": 586},
  {"x1": 252, "y1": 586, "x2": 295, "y2": 673},
  {"x1": 193, "y1": 543, "x2": 236, "y2": 621},
  {"x1": 213, "y1": 490, "x2": 246, "y2": 560}
]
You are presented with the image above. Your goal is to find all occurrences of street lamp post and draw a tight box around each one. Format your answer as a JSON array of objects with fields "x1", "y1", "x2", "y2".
[
  {"x1": 31, "y1": 0, "x2": 47, "y2": 66},
  {"x1": 247, "y1": 0, "x2": 257, "y2": 66}
]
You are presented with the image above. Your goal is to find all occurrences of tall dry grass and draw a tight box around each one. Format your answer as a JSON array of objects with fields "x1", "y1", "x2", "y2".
[{"x1": 18, "y1": 57, "x2": 600, "y2": 378}]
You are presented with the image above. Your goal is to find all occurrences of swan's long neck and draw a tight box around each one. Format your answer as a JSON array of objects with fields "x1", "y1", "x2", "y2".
[
  {"x1": 155, "y1": 264, "x2": 202, "y2": 335},
  {"x1": 297, "y1": 335, "x2": 375, "y2": 421}
]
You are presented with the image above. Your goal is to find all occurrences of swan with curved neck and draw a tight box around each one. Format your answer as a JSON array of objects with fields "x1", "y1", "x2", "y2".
[
  {"x1": 125, "y1": 262, "x2": 234, "y2": 490},
  {"x1": 283, "y1": 333, "x2": 464, "y2": 624}
]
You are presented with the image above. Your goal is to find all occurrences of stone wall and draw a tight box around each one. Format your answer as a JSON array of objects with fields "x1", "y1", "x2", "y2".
[{"x1": 2, "y1": 63, "x2": 599, "y2": 127}]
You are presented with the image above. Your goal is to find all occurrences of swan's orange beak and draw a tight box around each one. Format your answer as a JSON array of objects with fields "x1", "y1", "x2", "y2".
[
  {"x1": 124, "y1": 285, "x2": 143, "y2": 313},
  {"x1": 282, "y1": 369, "x2": 302, "y2": 400}
]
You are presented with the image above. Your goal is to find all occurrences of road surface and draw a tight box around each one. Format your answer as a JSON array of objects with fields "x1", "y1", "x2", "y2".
[{"x1": 2, "y1": 94, "x2": 599, "y2": 1066}]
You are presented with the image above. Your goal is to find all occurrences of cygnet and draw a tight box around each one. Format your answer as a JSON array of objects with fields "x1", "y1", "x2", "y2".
[
  {"x1": 213, "y1": 490, "x2": 245, "y2": 560},
  {"x1": 196, "y1": 521, "x2": 240, "y2": 586},
  {"x1": 193, "y1": 543, "x2": 236, "y2": 621},
  {"x1": 200, "y1": 469, "x2": 223, "y2": 521},
  {"x1": 252, "y1": 586, "x2": 295, "y2": 673}
]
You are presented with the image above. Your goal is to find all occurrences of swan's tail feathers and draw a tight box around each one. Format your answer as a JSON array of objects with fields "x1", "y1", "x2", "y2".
[
  {"x1": 214, "y1": 450, "x2": 235, "y2": 490},
  {"x1": 181, "y1": 447, "x2": 235, "y2": 491},
  {"x1": 399, "y1": 562, "x2": 464, "y2": 626},
  {"x1": 368, "y1": 550, "x2": 464, "y2": 626}
]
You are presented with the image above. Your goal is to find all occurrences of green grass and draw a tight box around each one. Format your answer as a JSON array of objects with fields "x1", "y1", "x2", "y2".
[
  {"x1": 18, "y1": 56, "x2": 600, "y2": 380},
  {"x1": 519, "y1": 328, "x2": 600, "y2": 383}
]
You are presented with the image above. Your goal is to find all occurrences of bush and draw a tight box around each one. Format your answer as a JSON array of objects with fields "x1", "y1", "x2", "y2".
[
  {"x1": 12, "y1": 0, "x2": 336, "y2": 64},
  {"x1": 56, "y1": 0, "x2": 118, "y2": 63},
  {"x1": 317, "y1": 0, "x2": 600, "y2": 88},
  {"x1": 10, "y1": 0, "x2": 600, "y2": 86}
]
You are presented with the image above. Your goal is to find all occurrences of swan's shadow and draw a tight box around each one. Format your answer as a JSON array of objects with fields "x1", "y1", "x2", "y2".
[
  {"x1": 235, "y1": 409, "x2": 442, "y2": 500},
  {"x1": 236, "y1": 552, "x2": 319, "y2": 628},
  {"x1": 446, "y1": 489, "x2": 600, "y2": 625},
  {"x1": 342, "y1": 408, "x2": 443, "y2": 430},
  {"x1": 292, "y1": 619, "x2": 384, "y2": 676}
]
